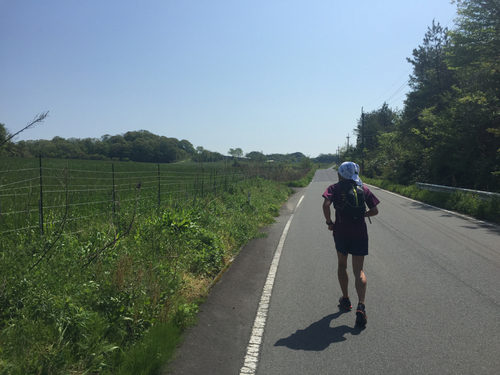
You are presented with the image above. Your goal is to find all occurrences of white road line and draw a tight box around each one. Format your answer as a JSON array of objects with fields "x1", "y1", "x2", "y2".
[
  {"x1": 239, "y1": 213, "x2": 295, "y2": 375},
  {"x1": 296, "y1": 195, "x2": 305, "y2": 209}
]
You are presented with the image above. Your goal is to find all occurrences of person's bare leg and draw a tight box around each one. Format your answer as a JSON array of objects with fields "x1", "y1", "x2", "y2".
[
  {"x1": 352, "y1": 255, "x2": 367, "y2": 304},
  {"x1": 337, "y1": 251, "x2": 349, "y2": 298}
]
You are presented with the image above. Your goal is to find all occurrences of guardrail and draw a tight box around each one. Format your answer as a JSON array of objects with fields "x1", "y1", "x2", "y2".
[{"x1": 416, "y1": 182, "x2": 500, "y2": 200}]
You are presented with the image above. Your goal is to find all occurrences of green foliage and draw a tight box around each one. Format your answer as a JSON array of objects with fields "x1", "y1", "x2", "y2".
[
  {"x1": 0, "y1": 158, "x2": 295, "y2": 374},
  {"x1": 4, "y1": 130, "x2": 195, "y2": 162},
  {"x1": 313, "y1": 153, "x2": 337, "y2": 164},
  {"x1": 246, "y1": 150, "x2": 267, "y2": 162},
  {"x1": 116, "y1": 323, "x2": 181, "y2": 375},
  {"x1": 363, "y1": 176, "x2": 500, "y2": 223},
  {"x1": 287, "y1": 164, "x2": 318, "y2": 187},
  {"x1": 172, "y1": 303, "x2": 199, "y2": 331},
  {"x1": 343, "y1": 7, "x2": 500, "y2": 193},
  {"x1": 355, "y1": 103, "x2": 399, "y2": 155},
  {"x1": 228, "y1": 148, "x2": 243, "y2": 159},
  {"x1": 266, "y1": 152, "x2": 307, "y2": 163}
]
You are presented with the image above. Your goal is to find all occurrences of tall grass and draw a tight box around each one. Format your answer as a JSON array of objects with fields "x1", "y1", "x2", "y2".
[{"x1": 0, "y1": 157, "x2": 297, "y2": 374}]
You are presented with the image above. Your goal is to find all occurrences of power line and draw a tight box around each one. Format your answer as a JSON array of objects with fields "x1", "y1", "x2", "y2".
[{"x1": 364, "y1": 68, "x2": 412, "y2": 109}]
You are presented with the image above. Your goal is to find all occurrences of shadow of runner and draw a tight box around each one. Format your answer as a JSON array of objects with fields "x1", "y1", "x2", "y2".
[{"x1": 274, "y1": 311, "x2": 364, "y2": 351}]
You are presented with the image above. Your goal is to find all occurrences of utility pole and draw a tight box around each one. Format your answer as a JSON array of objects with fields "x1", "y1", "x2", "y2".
[
  {"x1": 346, "y1": 134, "x2": 350, "y2": 149},
  {"x1": 361, "y1": 107, "x2": 365, "y2": 175}
]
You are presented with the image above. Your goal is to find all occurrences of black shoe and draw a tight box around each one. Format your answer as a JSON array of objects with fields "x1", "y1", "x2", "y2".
[
  {"x1": 355, "y1": 303, "x2": 367, "y2": 326},
  {"x1": 339, "y1": 296, "x2": 352, "y2": 310}
]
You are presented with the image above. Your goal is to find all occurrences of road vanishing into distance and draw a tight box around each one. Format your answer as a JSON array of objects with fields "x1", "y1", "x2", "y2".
[{"x1": 164, "y1": 168, "x2": 500, "y2": 375}]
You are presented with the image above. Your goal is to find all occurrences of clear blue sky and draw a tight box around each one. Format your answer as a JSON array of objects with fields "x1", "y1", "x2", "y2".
[{"x1": 0, "y1": 0, "x2": 457, "y2": 158}]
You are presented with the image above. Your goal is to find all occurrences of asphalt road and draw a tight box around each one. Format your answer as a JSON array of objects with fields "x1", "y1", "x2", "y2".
[{"x1": 165, "y1": 168, "x2": 500, "y2": 375}]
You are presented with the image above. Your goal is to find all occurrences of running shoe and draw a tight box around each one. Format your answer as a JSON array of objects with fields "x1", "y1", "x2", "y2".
[
  {"x1": 339, "y1": 296, "x2": 352, "y2": 310},
  {"x1": 355, "y1": 303, "x2": 367, "y2": 326}
]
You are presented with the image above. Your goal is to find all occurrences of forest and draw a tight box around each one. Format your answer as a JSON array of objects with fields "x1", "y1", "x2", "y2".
[{"x1": 344, "y1": 0, "x2": 500, "y2": 193}]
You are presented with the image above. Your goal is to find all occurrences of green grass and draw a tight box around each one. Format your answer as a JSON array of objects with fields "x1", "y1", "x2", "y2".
[
  {"x1": 0, "y1": 157, "x2": 242, "y2": 236},
  {"x1": 116, "y1": 323, "x2": 181, "y2": 375},
  {"x1": 363, "y1": 176, "x2": 500, "y2": 224},
  {"x1": 0, "y1": 157, "x2": 298, "y2": 374}
]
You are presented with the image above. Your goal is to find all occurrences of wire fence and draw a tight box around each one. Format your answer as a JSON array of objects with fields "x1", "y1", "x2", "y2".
[{"x1": 0, "y1": 157, "x2": 249, "y2": 237}]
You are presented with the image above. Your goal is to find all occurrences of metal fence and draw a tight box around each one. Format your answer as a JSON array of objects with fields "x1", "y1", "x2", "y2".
[
  {"x1": 416, "y1": 182, "x2": 500, "y2": 200},
  {"x1": 0, "y1": 158, "x2": 245, "y2": 237}
]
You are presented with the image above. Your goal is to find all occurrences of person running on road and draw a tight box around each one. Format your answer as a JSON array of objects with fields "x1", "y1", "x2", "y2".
[{"x1": 322, "y1": 161, "x2": 379, "y2": 326}]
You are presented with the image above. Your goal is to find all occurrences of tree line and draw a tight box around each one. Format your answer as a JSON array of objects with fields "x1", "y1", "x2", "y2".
[
  {"x1": 0, "y1": 128, "x2": 227, "y2": 163},
  {"x1": 1, "y1": 122, "x2": 336, "y2": 165},
  {"x1": 345, "y1": 0, "x2": 500, "y2": 193}
]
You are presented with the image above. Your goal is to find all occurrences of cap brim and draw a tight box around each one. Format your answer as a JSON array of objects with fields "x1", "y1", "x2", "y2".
[{"x1": 352, "y1": 175, "x2": 362, "y2": 186}]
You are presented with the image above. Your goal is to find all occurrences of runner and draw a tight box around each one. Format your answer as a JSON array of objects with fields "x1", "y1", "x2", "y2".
[{"x1": 322, "y1": 161, "x2": 380, "y2": 326}]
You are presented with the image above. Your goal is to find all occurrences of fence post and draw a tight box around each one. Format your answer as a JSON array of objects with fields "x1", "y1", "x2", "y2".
[
  {"x1": 158, "y1": 163, "x2": 161, "y2": 208},
  {"x1": 38, "y1": 154, "x2": 44, "y2": 236},
  {"x1": 112, "y1": 163, "x2": 116, "y2": 218}
]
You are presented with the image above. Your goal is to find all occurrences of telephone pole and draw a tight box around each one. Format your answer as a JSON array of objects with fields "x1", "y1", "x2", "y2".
[{"x1": 361, "y1": 107, "x2": 365, "y2": 174}]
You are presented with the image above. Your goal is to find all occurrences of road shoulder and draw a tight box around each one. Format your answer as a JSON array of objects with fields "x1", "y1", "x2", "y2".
[{"x1": 162, "y1": 187, "x2": 306, "y2": 374}]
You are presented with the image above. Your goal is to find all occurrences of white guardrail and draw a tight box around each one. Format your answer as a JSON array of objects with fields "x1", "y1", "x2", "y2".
[{"x1": 416, "y1": 182, "x2": 500, "y2": 200}]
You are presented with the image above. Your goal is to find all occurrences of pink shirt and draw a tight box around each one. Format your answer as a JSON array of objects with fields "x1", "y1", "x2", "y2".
[{"x1": 322, "y1": 183, "x2": 380, "y2": 239}]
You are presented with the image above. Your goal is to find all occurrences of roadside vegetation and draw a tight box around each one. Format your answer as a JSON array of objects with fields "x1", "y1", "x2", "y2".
[
  {"x1": 339, "y1": 0, "x2": 500, "y2": 195},
  {"x1": 0, "y1": 157, "x2": 321, "y2": 374},
  {"x1": 363, "y1": 176, "x2": 500, "y2": 224},
  {"x1": 325, "y1": 0, "x2": 500, "y2": 224}
]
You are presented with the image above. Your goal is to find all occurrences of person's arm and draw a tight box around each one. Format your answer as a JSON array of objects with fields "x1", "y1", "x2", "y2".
[
  {"x1": 363, "y1": 187, "x2": 380, "y2": 218},
  {"x1": 323, "y1": 198, "x2": 334, "y2": 230},
  {"x1": 364, "y1": 205, "x2": 378, "y2": 217}
]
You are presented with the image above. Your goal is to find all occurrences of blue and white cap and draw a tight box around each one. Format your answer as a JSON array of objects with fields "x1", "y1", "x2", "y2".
[{"x1": 338, "y1": 161, "x2": 362, "y2": 186}]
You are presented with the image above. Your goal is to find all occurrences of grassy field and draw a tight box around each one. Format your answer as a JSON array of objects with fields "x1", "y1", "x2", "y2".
[
  {"x1": 0, "y1": 158, "x2": 240, "y2": 237},
  {"x1": 0, "y1": 157, "x2": 307, "y2": 374}
]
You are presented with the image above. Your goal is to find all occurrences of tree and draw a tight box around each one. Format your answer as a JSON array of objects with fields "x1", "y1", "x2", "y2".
[
  {"x1": 179, "y1": 139, "x2": 195, "y2": 154},
  {"x1": 246, "y1": 151, "x2": 266, "y2": 162},
  {"x1": 299, "y1": 157, "x2": 313, "y2": 169},
  {"x1": 314, "y1": 153, "x2": 337, "y2": 164},
  {"x1": 0, "y1": 123, "x2": 7, "y2": 144},
  {"x1": 354, "y1": 103, "x2": 398, "y2": 154},
  {"x1": 234, "y1": 148, "x2": 243, "y2": 159},
  {"x1": 403, "y1": 20, "x2": 455, "y2": 140},
  {"x1": 0, "y1": 123, "x2": 9, "y2": 155},
  {"x1": 424, "y1": 0, "x2": 500, "y2": 189},
  {"x1": 228, "y1": 148, "x2": 243, "y2": 159},
  {"x1": 448, "y1": 0, "x2": 500, "y2": 74},
  {"x1": 394, "y1": 21, "x2": 457, "y2": 184}
]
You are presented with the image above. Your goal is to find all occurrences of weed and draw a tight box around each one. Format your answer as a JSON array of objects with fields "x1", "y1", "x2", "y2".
[{"x1": 116, "y1": 323, "x2": 181, "y2": 375}]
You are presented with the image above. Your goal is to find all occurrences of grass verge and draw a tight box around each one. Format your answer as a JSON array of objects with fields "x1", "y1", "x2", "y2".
[
  {"x1": 0, "y1": 175, "x2": 294, "y2": 374},
  {"x1": 363, "y1": 176, "x2": 500, "y2": 224}
]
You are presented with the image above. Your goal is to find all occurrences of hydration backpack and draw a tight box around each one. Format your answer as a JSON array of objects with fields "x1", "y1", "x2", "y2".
[{"x1": 335, "y1": 180, "x2": 366, "y2": 219}]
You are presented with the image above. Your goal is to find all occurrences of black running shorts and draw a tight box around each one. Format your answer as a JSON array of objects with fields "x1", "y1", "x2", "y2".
[{"x1": 334, "y1": 237, "x2": 368, "y2": 256}]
